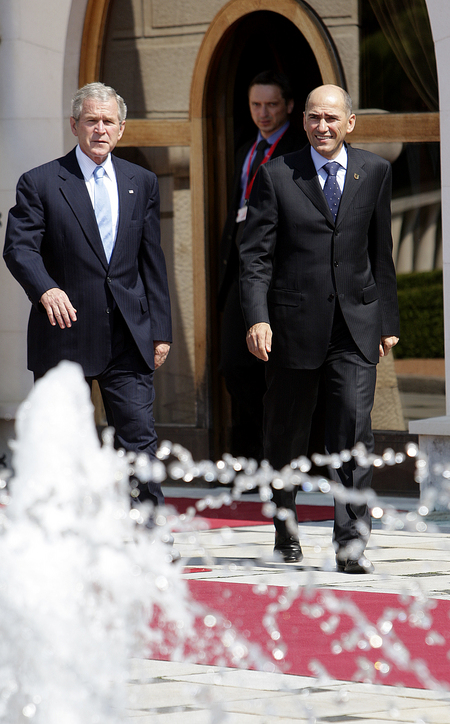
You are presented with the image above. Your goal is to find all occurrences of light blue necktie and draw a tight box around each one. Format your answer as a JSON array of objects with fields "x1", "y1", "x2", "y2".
[
  {"x1": 94, "y1": 165, "x2": 114, "y2": 262},
  {"x1": 323, "y1": 161, "x2": 342, "y2": 221}
]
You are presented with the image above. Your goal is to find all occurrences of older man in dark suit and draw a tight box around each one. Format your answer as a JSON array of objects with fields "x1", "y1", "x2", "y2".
[
  {"x1": 4, "y1": 82, "x2": 171, "y2": 509},
  {"x1": 240, "y1": 85, "x2": 399, "y2": 571}
]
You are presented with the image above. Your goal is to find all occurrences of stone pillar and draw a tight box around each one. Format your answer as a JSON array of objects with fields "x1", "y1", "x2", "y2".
[
  {"x1": 409, "y1": 1, "x2": 450, "y2": 508},
  {"x1": 0, "y1": 0, "x2": 85, "y2": 462}
]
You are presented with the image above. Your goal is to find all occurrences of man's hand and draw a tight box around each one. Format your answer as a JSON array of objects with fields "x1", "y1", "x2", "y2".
[
  {"x1": 246, "y1": 322, "x2": 272, "y2": 361},
  {"x1": 379, "y1": 335, "x2": 399, "y2": 357},
  {"x1": 154, "y1": 341, "x2": 171, "y2": 369},
  {"x1": 40, "y1": 288, "x2": 77, "y2": 329}
]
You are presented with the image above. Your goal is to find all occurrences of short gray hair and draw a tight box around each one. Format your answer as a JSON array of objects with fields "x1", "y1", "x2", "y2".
[{"x1": 71, "y1": 82, "x2": 127, "y2": 123}]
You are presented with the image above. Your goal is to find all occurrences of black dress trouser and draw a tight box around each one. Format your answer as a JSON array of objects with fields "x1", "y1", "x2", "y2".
[
  {"x1": 35, "y1": 309, "x2": 164, "y2": 508},
  {"x1": 264, "y1": 303, "x2": 377, "y2": 552}
]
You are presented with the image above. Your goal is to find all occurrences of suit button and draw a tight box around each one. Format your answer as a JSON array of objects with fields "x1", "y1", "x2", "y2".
[
  {"x1": 107, "y1": 276, "x2": 112, "y2": 283},
  {"x1": 106, "y1": 307, "x2": 111, "y2": 314},
  {"x1": 334, "y1": 261, "x2": 339, "y2": 267},
  {"x1": 328, "y1": 294, "x2": 335, "y2": 301}
]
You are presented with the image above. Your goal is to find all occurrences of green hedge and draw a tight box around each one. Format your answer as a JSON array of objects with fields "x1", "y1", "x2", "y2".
[{"x1": 394, "y1": 270, "x2": 443, "y2": 359}]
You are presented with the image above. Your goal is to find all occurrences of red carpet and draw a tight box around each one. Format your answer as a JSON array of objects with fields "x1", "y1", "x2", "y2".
[
  {"x1": 150, "y1": 581, "x2": 450, "y2": 689},
  {"x1": 166, "y1": 497, "x2": 334, "y2": 528}
]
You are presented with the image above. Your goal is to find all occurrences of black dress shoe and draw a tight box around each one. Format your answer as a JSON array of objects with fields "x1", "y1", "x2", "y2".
[
  {"x1": 336, "y1": 555, "x2": 374, "y2": 574},
  {"x1": 274, "y1": 535, "x2": 303, "y2": 563}
]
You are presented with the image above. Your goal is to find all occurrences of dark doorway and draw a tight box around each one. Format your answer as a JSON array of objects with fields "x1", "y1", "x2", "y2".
[
  {"x1": 231, "y1": 12, "x2": 321, "y2": 151},
  {"x1": 205, "y1": 10, "x2": 323, "y2": 459}
]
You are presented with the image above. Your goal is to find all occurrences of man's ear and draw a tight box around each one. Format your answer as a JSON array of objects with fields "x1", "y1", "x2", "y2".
[
  {"x1": 70, "y1": 117, "x2": 78, "y2": 138},
  {"x1": 118, "y1": 121, "x2": 126, "y2": 141},
  {"x1": 346, "y1": 113, "x2": 356, "y2": 135}
]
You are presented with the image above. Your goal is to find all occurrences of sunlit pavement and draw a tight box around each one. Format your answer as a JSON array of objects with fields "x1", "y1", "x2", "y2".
[{"x1": 126, "y1": 488, "x2": 450, "y2": 723}]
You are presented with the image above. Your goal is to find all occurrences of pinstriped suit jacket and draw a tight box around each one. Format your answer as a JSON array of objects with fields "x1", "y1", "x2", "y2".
[
  {"x1": 4, "y1": 148, "x2": 172, "y2": 377},
  {"x1": 239, "y1": 143, "x2": 400, "y2": 367}
]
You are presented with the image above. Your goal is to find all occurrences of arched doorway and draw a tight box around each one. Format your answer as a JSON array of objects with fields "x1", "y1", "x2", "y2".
[{"x1": 199, "y1": 9, "x2": 340, "y2": 457}]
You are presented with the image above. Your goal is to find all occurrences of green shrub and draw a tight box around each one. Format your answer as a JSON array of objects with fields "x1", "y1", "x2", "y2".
[{"x1": 394, "y1": 270, "x2": 443, "y2": 359}]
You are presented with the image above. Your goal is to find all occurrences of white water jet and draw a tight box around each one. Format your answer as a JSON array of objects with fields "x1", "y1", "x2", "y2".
[
  {"x1": 1, "y1": 360, "x2": 449, "y2": 722},
  {"x1": 0, "y1": 361, "x2": 192, "y2": 724}
]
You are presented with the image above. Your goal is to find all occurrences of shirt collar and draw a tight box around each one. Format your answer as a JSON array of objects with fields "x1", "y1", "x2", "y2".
[
  {"x1": 256, "y1": 120, "x2": 290, "y2": 147},
  {"x1": 75, "y1": 145, "x2": 114, "y2": 180},
  {"x1": 310, "y1": 144, "x2": 348, "y2": 173}
]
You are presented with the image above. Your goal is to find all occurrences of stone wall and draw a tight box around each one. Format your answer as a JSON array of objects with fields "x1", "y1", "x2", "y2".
[{"x1": 103, "y1": 0, "x2": 359, "y2": 117}]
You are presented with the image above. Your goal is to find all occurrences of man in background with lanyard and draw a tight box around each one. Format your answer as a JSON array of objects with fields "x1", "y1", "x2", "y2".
[{"x1": 219, "y1": 70, "x2": 305, "y2": 462}]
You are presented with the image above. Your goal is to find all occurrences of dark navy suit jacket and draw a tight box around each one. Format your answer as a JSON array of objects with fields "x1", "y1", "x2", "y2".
[
  {"x1": 4, "y1": 148, "x2": 172, "y2": 378},
  {"x1": 239, "y1": 144, "x2": 400, "y2": 367}
]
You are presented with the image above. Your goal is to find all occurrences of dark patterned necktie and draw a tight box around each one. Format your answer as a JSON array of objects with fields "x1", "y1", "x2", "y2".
[
  {"x1": 250, "y1": 139, "x2": 269, "y2": 179},
  {"x1": 323, "y1": 161, "x2": 342, "y2": 221}
]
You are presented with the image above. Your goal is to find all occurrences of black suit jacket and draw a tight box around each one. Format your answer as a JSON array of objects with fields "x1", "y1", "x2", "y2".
[
  {"x1": 239, "y1": 144, "x2": 400, "y2": 367},
  {"x1": 4, "y1": 148, "x2": 172, "y2": 378},
  {"x1": 218, "y1": 124, "x2": 305, "y2": 306}
]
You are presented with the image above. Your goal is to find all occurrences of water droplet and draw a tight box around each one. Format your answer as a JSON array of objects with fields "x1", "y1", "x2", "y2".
[
  {"x1": 22, "y1": 704, "x2": 36, "y2": 718},
  {"x1": 369, "y1": 634, "x2": 383, "y2": 648}
]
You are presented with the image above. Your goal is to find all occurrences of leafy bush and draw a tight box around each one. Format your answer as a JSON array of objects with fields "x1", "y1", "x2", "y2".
[{"x1": 394, "y1": 270, "x2": 443, "y2": 359}]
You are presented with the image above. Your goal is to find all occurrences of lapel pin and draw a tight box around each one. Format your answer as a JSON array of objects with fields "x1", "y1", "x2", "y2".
[
  {"x1": 354, "y1": 173, "x2": 360, "y2": 180},
  {"x1": 129, "y1": 189, "x2": 134, "y2": 194}
]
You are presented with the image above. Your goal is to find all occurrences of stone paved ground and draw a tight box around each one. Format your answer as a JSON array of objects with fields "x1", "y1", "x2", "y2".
[{"x1": 125, "y1": 489, "x2": 450, "y2": 723}]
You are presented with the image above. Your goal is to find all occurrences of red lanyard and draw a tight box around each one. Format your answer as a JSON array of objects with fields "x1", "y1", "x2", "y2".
[{"x1": 244, "y1": 128, "x2": 288, "y2": 200}]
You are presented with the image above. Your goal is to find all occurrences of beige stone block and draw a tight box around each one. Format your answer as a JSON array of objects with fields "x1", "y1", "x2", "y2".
[
  {"x1": 328, "y1": 26, "x2": 360, "y2": 104},
  {"x1": 138, "y1": 38, "x2": 202, "y2": 115},
  {"x1": 143, "y1": 147, "x2": 190, "y2": 177},
  {"x1": 372, "y1": 353, "x2": 406, "y2": 431},
  {"x1": 105, "y1": 38, "x2": 202, "y2": 118},
  {"x1": 173, "y1": 188, "x2": 195, "y2": 365},
  {"x1": 150, "y1": 159, "x2": 196, "y2": 425},
  {"x1": 307, "y1": 0, "x2": 358, "y2": 22},
  {"x1": 107, "y1": 0, "x2": 143, "y2": 39},
  {"x1": 149, "y1": 0, "x2": 225, "y2": 29}
]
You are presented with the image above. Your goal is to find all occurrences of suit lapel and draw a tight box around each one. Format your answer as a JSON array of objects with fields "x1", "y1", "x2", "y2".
[
  {"x1": 336, "y1": 146, "x2": 367, "y2": 227},
  {"x1": 290, "y1": 146, "x2": 334, "y2": 223},
  {"x1": 58, "y1": 150, "x2": 108, "y2": 270},
  {"x1": 290, "y1": 145, "x2": 368, "y2": 227}
]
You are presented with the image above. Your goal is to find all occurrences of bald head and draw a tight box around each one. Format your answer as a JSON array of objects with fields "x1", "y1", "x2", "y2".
[
  {"x1": 305, "y1": 85, "x2": 352, "y2": 116},
  {"x1": 303, "y1": 85, "x2": 356, "y2": 160}
]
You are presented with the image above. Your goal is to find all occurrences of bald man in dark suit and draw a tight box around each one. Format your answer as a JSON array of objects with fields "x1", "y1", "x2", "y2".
[{"x1": 240, "y1": 85, "x2": 399, "y2": 571}]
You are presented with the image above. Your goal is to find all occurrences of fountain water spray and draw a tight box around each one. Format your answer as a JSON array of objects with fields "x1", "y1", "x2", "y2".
[
  {"x1": 1, "y1": 361, "x2": 449, "y2": 722},
  {"x1": 0, "y1": 362, "x2": 192, "y2": 724}
]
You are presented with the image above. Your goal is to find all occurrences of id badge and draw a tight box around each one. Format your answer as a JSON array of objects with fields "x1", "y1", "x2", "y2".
[{"x1": 236, "y1": 206, "x2": 248, "y2": 223}]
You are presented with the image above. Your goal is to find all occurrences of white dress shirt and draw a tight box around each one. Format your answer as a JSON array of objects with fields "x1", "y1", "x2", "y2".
[{"x1": 310, "y1": 145, "x2": 348, "y2": 193}]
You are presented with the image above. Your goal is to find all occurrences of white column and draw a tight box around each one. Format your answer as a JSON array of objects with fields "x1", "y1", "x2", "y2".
[
  {"x1": 409, "y1": 1, "x2": 450, "y2": 508},
  {"x1": 0, "y1": 0, "x2": 84, "y2": 456}
]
